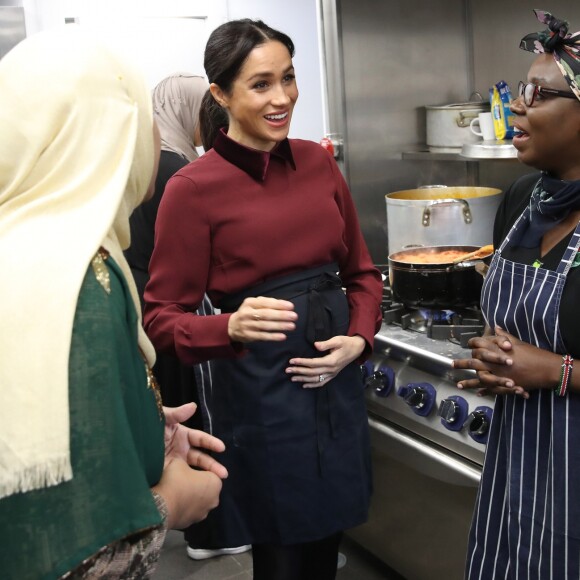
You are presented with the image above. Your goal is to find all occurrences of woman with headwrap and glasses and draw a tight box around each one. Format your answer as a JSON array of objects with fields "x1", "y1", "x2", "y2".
[
  {"x1": 0, "y1": 29, "x2": 227, "y2": 579},
  {"x1": 453, "y1": 9, "x2": 580, "y2": 579}
]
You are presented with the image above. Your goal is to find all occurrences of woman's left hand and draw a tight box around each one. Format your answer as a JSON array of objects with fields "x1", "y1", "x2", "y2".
[
  {"x1": 286, "y1": 335, "x2": 366, "y2": 388},
  {"x1": 163, "y1": 403, "x2": 228, "y2": 479},
  {"x1": 453, "y1": 327, "x2": 560, "y2": 397}
]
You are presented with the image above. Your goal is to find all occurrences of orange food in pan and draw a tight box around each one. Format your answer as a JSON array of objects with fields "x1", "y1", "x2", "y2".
[{"x1": 394, "y1": 250, "x2": 470, "y2": 264}]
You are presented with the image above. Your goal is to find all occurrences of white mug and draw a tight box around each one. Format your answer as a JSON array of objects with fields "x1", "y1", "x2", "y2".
[{"x1": 470, "y1": 112, "x2": 495, "y2": 141}]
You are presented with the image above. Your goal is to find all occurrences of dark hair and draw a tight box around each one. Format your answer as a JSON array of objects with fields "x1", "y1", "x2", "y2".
[{"x1": 200, "y1": 19, "x2": 295, "y2": 150}]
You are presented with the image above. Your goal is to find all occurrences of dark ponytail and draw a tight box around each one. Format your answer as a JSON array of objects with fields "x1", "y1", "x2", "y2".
[
  {"x1": 199, "y1": 19, "x2": 295, "y2": 150},
  {"x1": 199, "y1": 89, "x2": 228, "y2": 151}
]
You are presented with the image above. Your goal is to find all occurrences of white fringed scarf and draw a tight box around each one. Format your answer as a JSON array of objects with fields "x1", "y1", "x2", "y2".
[{"x1": 0, "y1": 28, "x2": 156, "y2": 499}]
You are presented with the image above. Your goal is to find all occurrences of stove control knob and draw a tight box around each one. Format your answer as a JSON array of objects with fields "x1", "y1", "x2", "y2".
[
  {"x1": 397, "y1": 382, "x2": 436, "y2": 416},
  {"x1": 463, "y1": 406, "x2": 493, "y2": 444},
  {"x1": 405, "y1": 387, "x2": 426, "y2": 408},
  {"x1": 438, "y1": 399, "x2": 458, "y2": 421},
  {"x1": 360, "y1": 361, "x2": 374, "y2": 383},
  {"x1": 438, "y1": 396, "x2": 469, "y2": 432},
  {"x1": 365, "y1": 366, "x2": 395, "y2": 397}
]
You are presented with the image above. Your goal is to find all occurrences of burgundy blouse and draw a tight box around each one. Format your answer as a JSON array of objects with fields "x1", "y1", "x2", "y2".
[{"x1": 144, "y1": 130, "x2": 382, "y2": 365}]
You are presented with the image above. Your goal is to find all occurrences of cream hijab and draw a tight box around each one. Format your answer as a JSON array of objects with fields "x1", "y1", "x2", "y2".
[
  {"x1": 152, "y1": 73, "x2": 208, "y2": 162},
  {"x1": 0, "y1": 28, "x2": 156, "y2": 499}
]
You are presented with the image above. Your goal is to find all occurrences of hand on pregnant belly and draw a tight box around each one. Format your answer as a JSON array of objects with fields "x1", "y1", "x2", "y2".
[
  {"x1": 286, "y1": 335, "x2": 366, "y2": 388},
  {"x1": 228, "y1": 296, "x2": 298, "y2": 343}
]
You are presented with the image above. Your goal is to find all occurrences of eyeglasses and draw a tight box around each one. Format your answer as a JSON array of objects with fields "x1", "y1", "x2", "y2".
[{"x1": 518, "y1": 81, "x2": 577, "y2": 107}]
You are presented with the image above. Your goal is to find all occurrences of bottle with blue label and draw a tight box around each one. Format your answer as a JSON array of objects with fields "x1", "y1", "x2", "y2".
[{"x1": 489, "y1": 81, "x2": 515, "y2": 140}]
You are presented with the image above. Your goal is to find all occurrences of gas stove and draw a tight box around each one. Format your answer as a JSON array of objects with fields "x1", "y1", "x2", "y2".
[
  {"x1": 350, "y1": 278, "x2": 495, "y2": 579},
  {"x1": 366, "y1": 322, "x2": 492, "y2": 465},
  {"x1": 380, "y1": 284, "x2": 486, "y2": 347},
  {"x1": 365, "y1": 282, "x2": 493, "y2": 467}
]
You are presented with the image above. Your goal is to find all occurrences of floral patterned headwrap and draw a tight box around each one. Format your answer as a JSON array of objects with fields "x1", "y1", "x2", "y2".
[{"x1": 520, "y1": 9, "x2": 580, "y2": 102}]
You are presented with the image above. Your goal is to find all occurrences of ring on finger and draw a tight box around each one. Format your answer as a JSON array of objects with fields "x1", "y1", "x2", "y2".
[{"x1": 319, "y1": 374, "x2": 326, "y2": 382}]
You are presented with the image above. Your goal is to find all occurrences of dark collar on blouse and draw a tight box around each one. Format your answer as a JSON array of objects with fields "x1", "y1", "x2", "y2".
[{"x1": 213, "y1": 128, "x2": 296, "y2": 182}]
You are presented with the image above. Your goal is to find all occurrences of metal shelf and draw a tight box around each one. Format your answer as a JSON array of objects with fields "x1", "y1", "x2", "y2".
[
  {"x1": 402, "y1": 145, "x2": 518, "y2": 162},
  {"x1": 402, "y1": 150, "x2": 470, "y2": 161}
]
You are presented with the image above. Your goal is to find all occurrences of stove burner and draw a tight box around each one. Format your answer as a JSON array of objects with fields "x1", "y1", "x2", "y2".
[
  {"x1": 380, "y1": 285, "x2": 485, "y2": 347},
  {"x1": 418, "y1": 308, "x2": 454, "y2": 323}
]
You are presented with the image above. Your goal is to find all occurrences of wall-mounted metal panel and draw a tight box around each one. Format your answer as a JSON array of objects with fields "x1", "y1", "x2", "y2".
[
  {"x1": 320, "y1": 0, "x2": 541, "y2": 263},
  {"x1": 469, "y1": 0, "x2": 580, "y2": 196},
  {"x1": 334, "y1": 0, "x2": 474, "y2": 261},
  {"x1": 470, "y1": 0, "x2": 580, "y2": 97},
  {"x1": 318, "y1": 0, "x2": 348, "y2": 176}
]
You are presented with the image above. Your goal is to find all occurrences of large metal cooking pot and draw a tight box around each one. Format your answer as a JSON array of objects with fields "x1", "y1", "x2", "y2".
[
  {"x1": 388, "y1": 245, "x2": 493, "y2": 309},
  {"x1": 386, "y1": 186, "x2": 503, "y2": 254},
  {"x1": 426, "y1": 100, "x2": 490, "y2": 152}
]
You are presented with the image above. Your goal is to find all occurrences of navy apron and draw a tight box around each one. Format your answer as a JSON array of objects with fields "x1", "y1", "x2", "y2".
[
  {"x1": 203, "y1": 263, "x2": 372, "y2": 546},
  {"x1": 466, "y1": 210, "x2": 580, "y2": 579}
]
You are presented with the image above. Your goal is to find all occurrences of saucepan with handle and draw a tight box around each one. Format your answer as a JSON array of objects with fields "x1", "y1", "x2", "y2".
[{"x1": 387, "y1": 244, "x2": 494, "y2": 309}]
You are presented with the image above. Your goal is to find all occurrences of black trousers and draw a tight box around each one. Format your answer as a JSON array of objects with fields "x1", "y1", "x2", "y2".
[{"x1": 252, "y1": 533, "x2": 343, "y2": 580}]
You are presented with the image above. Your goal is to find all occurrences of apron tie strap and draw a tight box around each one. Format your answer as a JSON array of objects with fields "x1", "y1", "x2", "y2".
[{"x1": 305, "y1": 272, "x2": 342, "y2": 475}]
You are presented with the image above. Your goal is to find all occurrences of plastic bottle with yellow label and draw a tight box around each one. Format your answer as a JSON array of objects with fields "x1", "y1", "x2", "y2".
[
  {"x1": 490, "y1": 86, "x2": 505, "y2": 139},
  {"x1": 490, "y1": 81, "x2": 515, "y2": 140}
]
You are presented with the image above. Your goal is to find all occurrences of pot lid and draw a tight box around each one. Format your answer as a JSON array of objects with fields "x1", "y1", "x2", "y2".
[{"x1": 425, "y1": 101, "x2": 490, "y2": 110}]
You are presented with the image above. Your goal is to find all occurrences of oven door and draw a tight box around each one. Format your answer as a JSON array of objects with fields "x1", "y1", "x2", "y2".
[{"x1": 348, "y1": 415, "x2": 481, "y2": 580}]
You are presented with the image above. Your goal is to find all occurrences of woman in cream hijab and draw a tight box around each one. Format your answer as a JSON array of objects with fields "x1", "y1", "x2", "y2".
[{"x1": 0, "y1": 28, "x2": 225, "y2": 579}]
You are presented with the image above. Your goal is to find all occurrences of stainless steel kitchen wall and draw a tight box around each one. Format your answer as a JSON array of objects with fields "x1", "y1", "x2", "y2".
[
  {"x1": 470, "y1": 0, "x2": 580, "y2": 94},
  {"x1": 0, "y1": 6, "x2": 26, "y2": 60},
  {"x1": 470, "y1": 0, "x2": 580, "y2": 199},
  {"x1": 319, "y1": 0, "x2": 572, "y2": 262}
]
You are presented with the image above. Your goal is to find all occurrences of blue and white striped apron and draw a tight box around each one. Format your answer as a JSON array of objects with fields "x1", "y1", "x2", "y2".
[{"x1": 466, "y1": 210, "x2": 580, "y2": 579}]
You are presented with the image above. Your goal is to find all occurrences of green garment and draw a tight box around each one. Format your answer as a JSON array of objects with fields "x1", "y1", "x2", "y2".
[{"x1": 0, "y1": 256, "x2": 165, "y2": 580}]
